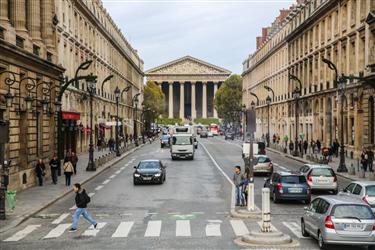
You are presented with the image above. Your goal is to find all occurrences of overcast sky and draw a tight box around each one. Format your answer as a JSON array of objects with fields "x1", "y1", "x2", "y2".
[{"x1": 102, "y1": 0, "x2": 294, "y2": 74}]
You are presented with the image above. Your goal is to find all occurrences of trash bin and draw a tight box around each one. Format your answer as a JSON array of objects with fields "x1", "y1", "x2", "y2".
[{"x1": 5, "y1": 191, "x2": 16, "y2": 211}]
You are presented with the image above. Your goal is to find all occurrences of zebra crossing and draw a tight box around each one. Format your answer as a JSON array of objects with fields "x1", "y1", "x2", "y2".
[{"x1": 2, "y1": 216, "x2": 309, "y2": 242}]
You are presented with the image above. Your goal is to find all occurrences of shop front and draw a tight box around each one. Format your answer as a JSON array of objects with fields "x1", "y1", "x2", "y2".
[{"x1": 61, "y1": 111, "x2": 81, "y2": 156}]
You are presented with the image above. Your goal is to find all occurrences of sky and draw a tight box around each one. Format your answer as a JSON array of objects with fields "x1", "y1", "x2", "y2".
[{"x1": 102, "y1": 0, "x2": 294, "y2": 75}]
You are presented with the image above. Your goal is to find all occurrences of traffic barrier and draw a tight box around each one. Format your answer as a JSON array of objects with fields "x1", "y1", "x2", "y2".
[
  {"x1": 247, "y1": 183, "x2": 255, "y2": 212},
  {"x1": 261, "y1": 188, "x2": 271, "y2": 232}
]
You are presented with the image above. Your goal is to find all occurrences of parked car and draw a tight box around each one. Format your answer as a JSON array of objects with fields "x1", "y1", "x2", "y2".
[
  {"x1": 200, "y1": 130, "x2": 208, "y2": 138},
  {"x1": 299, "y1": 164, "x2": 338, "y2": 194},
  {"x1": 160, "y1": 134, "x2": 170, "y2": 148},
  {"x1": 264, "y1": 171, "x2": 311, "y2": 204},
  {"x1": 301, "y1": 195, "x2": 375, "y2": 249},
  {"x1": 133, "y1": 160, "x2": 166, "y2": 185},
  {"x1": 225, "y1": 132, "x2": 234, "y2": 140},
  {"x1": 339, "y1": 181, "x2": 375, "y2": 213},
  {"x1": 253, "y1": 155, "x2": 273, "y2": 176},
  {"x1": 207, "y1": 131, "x2": 214, "y2": 137}
]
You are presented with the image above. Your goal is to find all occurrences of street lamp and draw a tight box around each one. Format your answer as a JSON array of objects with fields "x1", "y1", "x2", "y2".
[
  {"x1": 266, "y1": 95, "x2": 272, "y2": 147},
  {"x1": 241, "y1": 104, "x2": 247, "y2": 141},
  {"x1": 289, "y1": 74, "x2": 303, "y2": 157},
  {"x1": 86, "y1": 74, "x2": 97, "y2": 172},
  {"x1": 114, "y1": 86, "x2": 121, "y2": 157},
  {"x1": 132, "y1": 93, "x2": 141, "y2": 147}
]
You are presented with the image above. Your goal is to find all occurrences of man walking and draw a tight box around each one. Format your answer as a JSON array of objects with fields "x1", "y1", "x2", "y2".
[
  {"x1": 303, "y1": 140, "x2": 308, "y2": 154},
  {"x1": 49, "y1": 155, "x2": 58, "y2": 184},
  {"x1": 367, "y1": 148, "x2": 374, "y2": 172},
  {"x1": 233, "y1": 166, "x2": 244, "y2": 206},
  {"x1": 70, "y1": 152, "x2": 78, "y2": 175},
  {"x1": 35, "y1": 158, "x2": 46, "y2": 186},
  {"x1": 69, "y1": 183, "x2": 97, "y2": 232}
]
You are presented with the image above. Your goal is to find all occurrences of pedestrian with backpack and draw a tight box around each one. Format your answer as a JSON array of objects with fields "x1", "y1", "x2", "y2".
[
  {"x1": 63, "y1": 158, "x2": 74, "y2": 186},
  {"x1": 69, "y1": 183, "x2": 97, "y2": 232}
]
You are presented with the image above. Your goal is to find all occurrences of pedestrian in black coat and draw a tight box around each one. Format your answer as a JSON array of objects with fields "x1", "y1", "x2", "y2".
[
  {"x1": 49, "y1": 155, "x2": 58, "y2": 184},
  {"x1": 316, "y1": 140, "x2": 321, "y2": 153},
  {"x1": 303, "y1": 140, "x2": 308, "y2": 154},
  {"x1": 35, "y1": 159, "x2": 46, "y2": 186},
  {"x1": 368, "y1": 148, "x2": 374, "y2": 172}
]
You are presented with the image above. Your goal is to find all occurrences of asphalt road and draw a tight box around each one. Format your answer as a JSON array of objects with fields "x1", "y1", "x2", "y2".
[{"x1": 0, "y1": 137, "x2": 365, "y2": 250}]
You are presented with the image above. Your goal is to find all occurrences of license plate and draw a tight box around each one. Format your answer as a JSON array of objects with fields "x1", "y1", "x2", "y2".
[
  {"x1": 143, "y1": 177, "x2": 152, "y2": 180},
  {"x1": 288, "y1": 188, "x2": 302, "y2": 193},
  {"x1": 344, "y1": 223, "x2": 363, "y2": 231},
  {"x1": 316, "y1": 179, "x2": 329, "y2": 184}
]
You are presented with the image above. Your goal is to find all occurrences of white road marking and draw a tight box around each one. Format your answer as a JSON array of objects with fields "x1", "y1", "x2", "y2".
[
  {"x1": 88, "y1": 192, "x2": 95, "y2": 197},
  {"x1": 230, "y1": 220, "x2": 249, "y2": 236},
  {"x1": 192, "y1": 212, "x2": 204, "y2": 214},
  {"x1": 43, "y1": 223, "x2": 71, "y2": 239},
  {"x1": 144, "y1": 220, "x2": 162, "y2": 237},
  {"x1": 102, "y1": 179, "x2": 110, "y2": 185},
  {"x1": 82, "y1": 222, "x2": 107, "y2": 237},
  {"x1": 215, "y1": 212, "x2": 229, "y2": 215},
  {"x1": 4, "y1": 225, "x2": 41, "y2": 241},
  {"x1": 257, "y1": 221, "x2": 278, "y2": 232},
  {"x1": 69, "y1": 205, "x2": 77, "y2": 210},
  {"x1": 176, "y1": 220, "x2": 191, "y2": 237},
  {"x1": 95, "y1": 185, "x2": 104, "y2": 191},
  {"x1": 205, "y1": 220, "x2": 222, "y2": 237},
  {"x1": 283, "y1": 222, "x2": 307, "y2": 238},
  {"x1": 115, "y1": 170, "x2": 121, "y2": 174},
  {"x1": 120, "y1": 166, "x2": 125, "y2": 170},
  {"x1": 125, "y1": 163, "x2": 130, "y2": 167},
  {"x1": 167, "y1": 212, "x2": 180, "y2": 215},
  {"x1": 274, "y1": 163, "x2": 288, "y2": 171},
  {"x1": 51, "y1": 213, "x2": 70, "y2": 224},
  {"x1": 111, "y1": 221, "x2": 134, "y2": 238},
  {"x1": 121, "y1": 213, "x2": 133, "y2": 216},
  {"x1": 109, "y1": 175, "x2": 116, "y2": 179},
  {"x1": 146, "y1": 212, "x2": 158, "y2": 215}
]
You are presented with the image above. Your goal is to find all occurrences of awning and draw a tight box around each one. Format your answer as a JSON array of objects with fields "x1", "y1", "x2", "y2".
[{"x1": 62, "y1": 111, "x2": 80, "y2": 120}]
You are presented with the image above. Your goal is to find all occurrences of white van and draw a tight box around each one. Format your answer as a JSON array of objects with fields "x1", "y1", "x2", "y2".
[{"x1": 170, "y1": 134, "x2": 195, "y2": 160}]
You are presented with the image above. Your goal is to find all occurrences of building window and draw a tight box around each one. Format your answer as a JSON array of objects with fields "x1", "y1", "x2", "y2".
[
  {"x1": 369, "y1": 96, "x2": 375, "y2": 144},
  {"x1": 33, "y1": 45, "x2": 40, "y2": 56},
  {"x1": 47, "y1": 52, "x2": 52, "y2": 62},
  {"x1": 16, "y1": 36, "x2": 24, "y2": 48},
  {"x1": 0, "y1": 27, "x2": 4, "y2": 39}
]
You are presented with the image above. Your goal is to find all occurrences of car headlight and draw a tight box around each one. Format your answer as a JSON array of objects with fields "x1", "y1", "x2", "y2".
[
  {"x1": 154, "y1": 173, "x2": 161, "y2": 177},
  {"x1": 134, "y1": 173, "x2": 140, "y2": 177}
]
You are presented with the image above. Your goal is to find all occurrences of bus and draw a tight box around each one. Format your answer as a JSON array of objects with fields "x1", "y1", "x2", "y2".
[{"x1": 209, "y1": 124, "x2": 219, "y2": 136}]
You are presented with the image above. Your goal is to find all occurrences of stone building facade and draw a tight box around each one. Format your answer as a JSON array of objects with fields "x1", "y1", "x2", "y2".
[
  {"x1": 242, "y1": 0, "x2": 375, "y2": 158},
  {"x1": 0, "y1": 0, "x2": 65, "y2": 191},
  {"x1": 146, "y1": 56, "x2": 231, "y2": 121}
]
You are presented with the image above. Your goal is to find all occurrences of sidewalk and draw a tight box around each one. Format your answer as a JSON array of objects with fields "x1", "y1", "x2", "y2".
[{"x1": 0, "y1": 144, "x2": 144, "y2": 233}]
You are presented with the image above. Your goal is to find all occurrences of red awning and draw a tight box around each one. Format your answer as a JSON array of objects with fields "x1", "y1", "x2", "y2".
[{"x1": 62, "y1": 111, "x2": 80, "y2": 120}]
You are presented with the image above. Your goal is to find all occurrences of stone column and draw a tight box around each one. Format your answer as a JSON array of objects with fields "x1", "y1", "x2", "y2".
[
  {"x1": 202, "y1": 82, "x2": 207, "y2": 118},
  {"x1": 41, "y1": 0, "x2": 53, "y2": 48},
  {"x1": 168, "y1": 82, "x2": 173, "y2": 118},
  {"x1": 0, "y1": 0, "x2": 9, "y2": 25},
  {"x1": 191, "y1": 82, "x2": 196, "y2": 120},
  {"x1": 180, "y1": 82, "x2": 185, "y2": 119},
  {"x1": 12, "y1": 0, "x2": 27, "y2": 33},
  {"x1": 28, "y1": 0, "x2": 42, "y2": 41},
  {"x1": 213, "y1": 82, "x2": 218, "y2": 118}
]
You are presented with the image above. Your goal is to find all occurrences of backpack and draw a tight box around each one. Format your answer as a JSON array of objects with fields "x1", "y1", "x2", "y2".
[{"x1": 83, "y1": 191, "x2": 91, "y2": 204}]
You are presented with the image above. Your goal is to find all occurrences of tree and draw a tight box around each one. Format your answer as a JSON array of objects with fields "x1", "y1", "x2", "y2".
[
  {"x1": 214, "y1": 74, "x2": 243, "y2": 124},
  {"x1": 142, "y1": 80, "x2": 165, "y2": 131}
]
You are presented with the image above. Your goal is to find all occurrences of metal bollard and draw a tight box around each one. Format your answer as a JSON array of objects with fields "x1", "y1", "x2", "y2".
[
  {"x1": 261, "y1": 188, "x2": 271, "y2": 232},
  {"x1": 247, "y1": 183, "x2": 255, "y2": 212}
]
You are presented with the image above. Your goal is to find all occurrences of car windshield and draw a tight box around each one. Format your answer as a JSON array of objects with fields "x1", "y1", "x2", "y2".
[
  {"x1": 256, "y1": 157, "x2": 270, "y2": 163},
  {"x1": 280, "y1": 176, "x2": 306, "y2": 184},
  {"x1": 172, "y1": 136, "x2": 192, "y2": 145},
  {"x1": 311, "y1": 168, "x2": 334, "y2": 177},
  {"x1": 162, "y1": 135, "x2": 169, "y2": 140},
  {"x1": 366, "y1": 185, "x2": 375, "y2": 197},
  {"x1": 138, "y1": 161, "x2": 160, "y2": 169},
  {"x1": 332, "y1": 205, "x2": 374, "y2": 219}
]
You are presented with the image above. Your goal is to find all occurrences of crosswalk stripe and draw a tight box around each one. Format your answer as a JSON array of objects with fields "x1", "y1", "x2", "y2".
[
  {"x1": 52, "y1": 213, "x2": 70, "y2": 224},
  {"x1": 95, "y1": 185, "x2": 104, "y2": 191},
  {"x1": 88, "y1": 192, "x2": 95, "y2": 197},
  {"x1": 43, "y1": 224, "x2": 71, "y2": 239},
  {"x1": 144, "y1": 220, "x2": 162, "y2": 237},
  {"x1": 109, "y1": 175, "x2": 116, "y2": 179},
  {"x1": 102, "y1": 179, "x2": 110, "y2": 185},
  {"x1": 115, "y1": 170, "x2": 121, "y2": 174},
  {"x1": 176, "y1": 220, "x2": 191, "y2": 237},
  {"x1": 205, "y1": 220, "x2": 222, "y2": 237},
  {"x1": 4, "y1": 225, "x2": 41, "y2": 241},
  {"x1": 283, "y1": 222, "x2": 306, "y2": 238},
  {"x1": 230, "y1": 220, "x2": 249, "y2": 236},
  {"x1": 257, "y1": 221, "x2": 278, "y2": 232},
  {"x1": 111, "y1": 222, "x2": 134, "y2": 238},
  {"x1": 82, "y1": 222, "x2": 107, "y2": 237}
]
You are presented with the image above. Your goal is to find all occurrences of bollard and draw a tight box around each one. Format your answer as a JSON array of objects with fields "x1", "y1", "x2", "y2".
[
  {"x1": 247, "y1": 183, "x2": 255, "y2": 212},
  {"x1": 348, "y1": 163, "x2": 356, "y2": 175},
  {"x1": 261, "y1": 188, "x2": 271, "y2": 232}
]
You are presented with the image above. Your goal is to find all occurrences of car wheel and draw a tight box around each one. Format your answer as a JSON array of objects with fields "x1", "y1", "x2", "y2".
[
  {"x1": 161, "y1": 144, "x2": 164, "y2": 148},
  {"x1": 318, "y1": 231, "x2": 326, "y2": 249},
  {"x1": 273, "y1": 192, "x2": 279, "y2": 203},
  {"x1": 133, "y1": 179, "x2": 138, "y2": 185},
  {"x1": 332, "y1": 189, "x2": 338, "y2": 195},
  {"x1": 301, "y1": 219, "x2": 309, "y2": 237}
]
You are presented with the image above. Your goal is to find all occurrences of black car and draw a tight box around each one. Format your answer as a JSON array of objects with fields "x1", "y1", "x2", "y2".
[
  {"x1": 225, "y1": 132, "x2": 234, "y2": 140},
  {"x1": 264, "y1": 171, "x2": 311, "y2": 204},
  {"x1": 200, "y1": 130, "x2": 208, "y2": 138},
  {"x1": 160, "y1": 134, "x2": 170, "y2": 148},
  {"x1": 133, "y1": 160, "x2": 166, "y2": 185}
]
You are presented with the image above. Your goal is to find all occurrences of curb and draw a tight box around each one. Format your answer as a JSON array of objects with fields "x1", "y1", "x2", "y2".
[
  {"x1": 0, "y1": 144, "x2": 144, "y2": 234},
  {"x1": 230, "y1": 209, "x2": 262, "y2": 219}
]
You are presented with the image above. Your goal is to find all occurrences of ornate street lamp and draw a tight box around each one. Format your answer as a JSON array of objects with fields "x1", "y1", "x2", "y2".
[
  {"x1": 266, "y1": 95, "x2": 272, "y2": 147},
  {"x1": 289, "y1": 74, "x2": 303, "y2": 157},
  {"x1": 250, "y1": 101, "x2": 256, "y2": 110},
  {"x1": 132, "y1": 93, "x2": 141, "y2": 147},
  {"x1": 4, "y1": 92, "x2": 13, "y2": 108},
  {"x1": 114, "y1": 86, "x2": 121, "y2": 157},
  {"x1": 86, "y1": 74, "x2": 97, "y2": 172}
]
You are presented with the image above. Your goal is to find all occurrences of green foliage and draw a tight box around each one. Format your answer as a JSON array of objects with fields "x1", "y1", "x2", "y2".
[
  {"x1": 157, "y1": 117, "x2": 182, "y2": 125},
  {"x1": 214, "y1": 74, "x2": 243, "y2": 123},
  {"x1": 142, "y1": 80, "x2": 165, "y2": 119},
  {"x1": 193, "y1": 118, "x2": 220, "y2": 125}
]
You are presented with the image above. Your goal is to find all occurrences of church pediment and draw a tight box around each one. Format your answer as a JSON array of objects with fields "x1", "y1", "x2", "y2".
[{"x1": 146, "y1": 56, "x2": 231, "y2": 75}]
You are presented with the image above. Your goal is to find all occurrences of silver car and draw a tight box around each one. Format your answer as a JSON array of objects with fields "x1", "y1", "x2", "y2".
[
  {"x1": 301, "y1": 195, "x2": 375, "y2": 249},
  {"x1": 253, "y1": 155, "x2": 273, "y2": 176},
  {"x1": 340, "y1": 181, "x2": 375, "y2": 213},
  {"x1": 299, "y1": 164, "x2": 338, "y2": 194}
]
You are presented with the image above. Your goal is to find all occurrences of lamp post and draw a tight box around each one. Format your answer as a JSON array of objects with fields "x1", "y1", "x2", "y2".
[
  {"x1": 266, "y1": 95, "x2": 272, "y2": 147},
  {"x1": 289, "y1": 74, "x2": 303, "y2": 157},
  {"x1": 248, "y1": 100, "x2": 256, "y2": 179},
  {"x1": 132, "y1": 93, "x2": 141, "y2": 147},
  {"x1": 241, "y1": 105, "x2": 247, "y2": 141},
  {"x1": 86, "y1": 74, "x2": 97, "y2": 171},
  {"x1": 114, "y1": 86, "x2": 121, "y2": 157}
]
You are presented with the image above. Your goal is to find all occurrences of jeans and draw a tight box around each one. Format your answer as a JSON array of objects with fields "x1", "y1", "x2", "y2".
[
  {"x1": 51, "y1": 168, "x2": 58, "y2": 184},
  {"x1": 71, "y1": 208, "x2": 97, "y2": 229},
  {"x1": 65, "y1": 173, "x2": 72, "y2": 186},
  {"x1": 37, "y1": 176, "x2": 43, "y2": 186},
  {"x1": 235, "y1": 186, "x2": 243, "y2": 206}
]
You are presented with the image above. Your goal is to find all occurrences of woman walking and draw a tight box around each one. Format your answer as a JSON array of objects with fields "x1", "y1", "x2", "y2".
[
  {"x1": 35, "y1": 159, "x2": 46, "y2": 186},
  {"x1": 63, "y1": 158, "x2": 74, "y2": 186}
]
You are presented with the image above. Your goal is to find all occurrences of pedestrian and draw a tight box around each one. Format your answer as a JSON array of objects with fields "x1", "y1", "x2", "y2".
[
  {"x1": 233, "y1": 166, "x2": 244, "y2": 206},
  {"x1": 63, "y1": 158, "x2": 74, "y2": 186},
  {"x1": 303, "y1": 140, "x2": 308, "y2": 154},
  {"x1": 310, "y1": 140, "x2": 316, "y2": 154},
  {"x1": 328, "y1": 147, "x2": 333, "y2": 162},
  {"x1": 49, "y1": 155, "x2": 59, "y2": 184},
  {"x1": 35, "y1": 158, "x2": 46, "y2": 186},
  {"x1": 289, "y1": 141, "x2": 294, "y2": 154},
  {"x1": 298, "y1": 141, "x2": 303, "y2": 154},
  {"x1": 97, "y1": 138, "x2": 102, "y2": 151},
  {"x1": 361, "y1": 148, "x2": 368, "y2": 172},
  {"x1": 69, "y1": 183, "x2": 97, "y2": 232},
  {"x1": 316, "y1": 140, "x2": 321, "y2": 153},
  {"x1": 368, "y1": 148, "x2": 374, "y2": 172},
  {"x1": 242, "y1": 168, "x2": 250, "y2": 206},
  {"x1": 71, "y1": 152, "x2": 78, "y2": 175}
]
